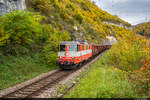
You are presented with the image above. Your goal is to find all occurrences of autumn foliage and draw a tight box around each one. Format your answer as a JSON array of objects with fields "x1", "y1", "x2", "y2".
[
  {"x1": 27, "y1": 0, "x2": 131, "y2": 43},
  {"x1": 133, "y1": 22, "x2": 150, "y2": 38},
  {"x1": 108, "y1": 34, "x2": 150, "y2": 96}
]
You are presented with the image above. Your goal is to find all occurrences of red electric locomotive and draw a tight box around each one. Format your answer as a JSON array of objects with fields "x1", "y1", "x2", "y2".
[{"x1": 56, "y1": 41, "x2": 111, "y2": 69}]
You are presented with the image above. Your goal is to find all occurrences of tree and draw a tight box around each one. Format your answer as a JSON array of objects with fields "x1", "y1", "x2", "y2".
[{"x1": 0, "y1": 10, "x2": 43, "y2": 55}]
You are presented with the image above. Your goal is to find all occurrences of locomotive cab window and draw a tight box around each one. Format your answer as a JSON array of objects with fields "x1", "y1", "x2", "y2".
[
  {"x1": 68, "y1": 45, "x2": 77, "y2": 51},
  {"x1": 59, "y1": 45, "x2": 65, "y2": 51}
]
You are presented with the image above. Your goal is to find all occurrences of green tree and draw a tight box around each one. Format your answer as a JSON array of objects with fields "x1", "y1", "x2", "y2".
[{"x1": 0, "y1": 10, "x2": 43, "y2": 55}]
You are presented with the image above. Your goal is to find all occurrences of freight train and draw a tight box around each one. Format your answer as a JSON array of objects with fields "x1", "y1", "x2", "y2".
[{"x1": 56, "y1": 41, "x2": 111, "y2": 69}]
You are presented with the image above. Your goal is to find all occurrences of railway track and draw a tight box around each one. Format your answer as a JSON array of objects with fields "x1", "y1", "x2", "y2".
[
  {"x1": 2, "y1": 70, "x2": 74, "y2": 98},
  {"x1": 1, "y1": 50, "x2": 107, "y2": 98}
]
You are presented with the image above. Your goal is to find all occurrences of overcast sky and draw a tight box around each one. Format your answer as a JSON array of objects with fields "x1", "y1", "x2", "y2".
[{"x1": 92, "y1": 0, "x2": 150, "y2": 25}]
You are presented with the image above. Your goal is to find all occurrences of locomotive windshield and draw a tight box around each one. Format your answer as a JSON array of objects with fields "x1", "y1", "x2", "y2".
[
  {"x1": 59, "y1": 44, "x2": 77, "y2": 51},
  {"x1": 59, "y1": 45, "x2": 65, "y2": 51},
  {"x1": 68, "y1": 45, "x2": 77, "y2": 51}
]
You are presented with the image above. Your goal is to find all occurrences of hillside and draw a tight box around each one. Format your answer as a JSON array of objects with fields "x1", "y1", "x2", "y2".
[
  {"x1": 133, "y1": 22, "x2": 150, "y2": 38},
  {"x1": 26, "y1": 0, "x2": 131, "y2": 43}
]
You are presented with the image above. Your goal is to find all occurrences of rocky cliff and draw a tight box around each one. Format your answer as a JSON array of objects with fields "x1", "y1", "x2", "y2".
[{"x1": 0, "y1": 0, "x2": 26, "y2": 15}]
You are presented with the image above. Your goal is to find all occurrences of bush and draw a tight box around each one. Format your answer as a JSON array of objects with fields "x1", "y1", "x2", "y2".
[
  {"x1": 41, "y1": 27, "x2": 70, "y2": 65},
  {"x1": 108, "y1": 36, "x2": 148, "y2": 71},
  {"x1": 0, "y1": 10, "x2": 43, "y2": 55},
  {"x1": 73, "y1": 13, "x2": 83, "y2": 24},
  {"x1": 107, "y1": 35, "x2": 150, "y2": 96}
]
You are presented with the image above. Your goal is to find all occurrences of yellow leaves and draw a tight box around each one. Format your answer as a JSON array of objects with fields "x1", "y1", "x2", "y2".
[
  {"x1": 33, "y1": 14, "x2": 43, "y2": 22},
  {"x1": 140, "y1": 60, "x2": 149, "y2": 71},
  {"x1": 29, "y1": 0, "x2": 132, "y2": 44},
  {"x1": 108, "y1": 24, "x2": 133, "y2": 40},
  {"x1": 108, "y1": 34, "x2": 149, "y2": 95},
  {"x1": 110, "y1": 67, "x2": 121, "y2": 72},
  {"x1": 143, "y1": 49, "x2": 149, "y2": 53},
  {"x1": 108, "y1": 34, "x2": 150, "y2": 71},
  {"x1": 133, "y1": 21, "x2": 150, "y2": 38},
  {"x1": 0, "y1": 34, "x2": 10, "y2": 46}
]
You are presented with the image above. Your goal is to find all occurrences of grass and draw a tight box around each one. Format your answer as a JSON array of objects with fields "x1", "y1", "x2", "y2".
[
  {"x1": 63, "y1": 51, "x2": 139, "y2": 98},
  {"x1": 0, "y1": 53, "x2": 57, "y2": 90}
]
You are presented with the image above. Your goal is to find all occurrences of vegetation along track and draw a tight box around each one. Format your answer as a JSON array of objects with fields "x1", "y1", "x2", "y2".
[{"x1": 1, "y1": 50, "x2": 108, "y2": 98}]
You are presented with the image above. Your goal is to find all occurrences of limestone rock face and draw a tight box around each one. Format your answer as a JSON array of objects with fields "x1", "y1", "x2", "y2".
[{"x1": 0, "y1": 0, "x2": 26, "y2": 15}]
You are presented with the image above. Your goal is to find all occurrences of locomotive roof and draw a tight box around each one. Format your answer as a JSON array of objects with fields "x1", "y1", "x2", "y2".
[
  {"x1": 59, "y1": 41, "x2": 89, "y2": 45},
  {"x1": 60, "y1": 41, "x2": 80, "y2": 45}
]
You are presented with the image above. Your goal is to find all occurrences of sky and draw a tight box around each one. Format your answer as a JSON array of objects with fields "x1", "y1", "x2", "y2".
[{"x1": 92, "y1": 0, "x2": 150, "y2": 25}]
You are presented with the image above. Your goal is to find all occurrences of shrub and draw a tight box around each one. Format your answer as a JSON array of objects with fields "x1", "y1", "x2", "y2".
[
  {"x1": 0, "y1": 10, "x2": 43, "y2": 55},
  {"x1": 107, "y1": 35, "x2": 150, "y2": 96},
  {"x1": 108, "y1": 42, "x2": 143, "y2": 71},
  {"x1": 108, "y1": 36, "x2": 149, "y2": 71},
  {"x1": 73, "y1": 13, "x2": 83, "y2": 24},
  {"x1": 41, "y1": 27, "x2": 70, "y2": 65}
]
